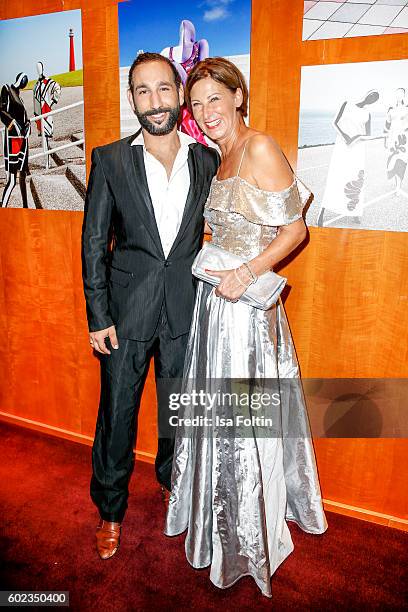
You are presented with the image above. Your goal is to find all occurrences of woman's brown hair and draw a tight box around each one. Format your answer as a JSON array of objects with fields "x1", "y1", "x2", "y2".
[{"x1": 185, "y1": 57, "x2": 249, "y2": 118}]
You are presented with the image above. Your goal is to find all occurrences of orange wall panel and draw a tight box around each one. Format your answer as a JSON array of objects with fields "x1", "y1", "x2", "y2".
[{"x1": 250, "y1": 0, "x2": 408, "y2": 524}]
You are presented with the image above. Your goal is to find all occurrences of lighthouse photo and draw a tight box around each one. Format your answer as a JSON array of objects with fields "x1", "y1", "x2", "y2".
[
  {"x1": 0, "y1": 9, "x2": 85, "y2": 210},
  {"x1": 69, "y1": 28, "x2": 76, "y2": 72}
]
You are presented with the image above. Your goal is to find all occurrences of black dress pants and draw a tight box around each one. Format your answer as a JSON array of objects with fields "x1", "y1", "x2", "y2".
[{"x1": 90, "y1": 303, "x2": 188, "y2": 522}]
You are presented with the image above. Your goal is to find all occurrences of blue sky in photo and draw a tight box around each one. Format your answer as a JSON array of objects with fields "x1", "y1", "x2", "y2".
[
  {"x1": 0, "y1": 10, "x2": 83, "y2": 85},
  {"x1": 119, "y1": 0, "x2": 251, "y2": 66}
]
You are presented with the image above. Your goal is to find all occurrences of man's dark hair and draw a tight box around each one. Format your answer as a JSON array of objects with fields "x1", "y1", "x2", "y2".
[{"x1": 128, "y1": 52, "x2": 181, "y2": 91}]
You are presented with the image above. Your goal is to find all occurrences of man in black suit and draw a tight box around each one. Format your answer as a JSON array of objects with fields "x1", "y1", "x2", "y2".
[{"x1": 81, "y1": 52, "x2": 219, "y2": 559}]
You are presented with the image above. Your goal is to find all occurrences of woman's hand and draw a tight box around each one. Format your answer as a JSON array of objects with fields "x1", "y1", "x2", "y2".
[{"x1": 205, "y1": 268, "x2": 249, "y2": 302}]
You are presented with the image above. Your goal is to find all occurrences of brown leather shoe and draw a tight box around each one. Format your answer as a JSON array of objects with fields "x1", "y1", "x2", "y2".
[{"x1": 96, "y1": 520, "x2": 121, "y2": 560}]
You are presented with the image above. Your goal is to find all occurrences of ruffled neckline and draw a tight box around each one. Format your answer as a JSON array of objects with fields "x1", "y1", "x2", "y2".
[
  {"x1": 206, "y1": 173, "x2": 311, "y2": 227},
  {"x1": 212, "y1": 174, "x2": 298, "y2": 196}
]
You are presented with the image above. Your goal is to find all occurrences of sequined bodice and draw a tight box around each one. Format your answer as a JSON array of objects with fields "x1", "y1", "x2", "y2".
[{"x1": 204, "y1": 175, "x2": 311, "y2": 259}]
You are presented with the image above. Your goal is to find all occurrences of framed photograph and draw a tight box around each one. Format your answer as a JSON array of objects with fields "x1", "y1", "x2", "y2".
[
  {"x1": 0, "y1": 9, "x2": 85, "y2": 210},
  {"x1": 119, "y1": 0, "x2": 251, "y2": 140},
  {"x1": 303, "y1": 1, "x2": 408, "y2": 41},
  {"x1": 298, "y1": 59, "x2": 408, "y2": 231}
]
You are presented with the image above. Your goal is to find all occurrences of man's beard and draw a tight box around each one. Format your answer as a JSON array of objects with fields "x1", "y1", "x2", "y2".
[{"x1": 134, "y1": 103, "x2": 180, "y2": 136}]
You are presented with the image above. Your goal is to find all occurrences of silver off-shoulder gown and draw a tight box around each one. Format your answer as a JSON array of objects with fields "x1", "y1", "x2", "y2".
[{"x1": 164, "y1": 175, "x2": 328, "y2": 598}]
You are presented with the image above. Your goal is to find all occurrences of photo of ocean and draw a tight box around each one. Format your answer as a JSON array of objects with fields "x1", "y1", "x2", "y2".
[{"x1": 298, "y1": 110, "x2": 387, "y2": 148}]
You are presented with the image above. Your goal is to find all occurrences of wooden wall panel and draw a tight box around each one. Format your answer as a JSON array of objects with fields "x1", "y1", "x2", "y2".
[
  {"x1": 0, "y1": 0, "x2": 407, "y2": 526},
  {"x1": 82, "y1": 2, "x2": 121, "y2": 166},
  {"x1": 250, "y1": 0, "x2": 407, "y2": 525}
]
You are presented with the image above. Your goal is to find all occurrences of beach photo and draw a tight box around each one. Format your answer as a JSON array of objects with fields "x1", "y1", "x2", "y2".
[
  {"x1": 0, "y1": 9, "x2": 85, "y2": 210},
  {"x1": 119, "y1": 0, "x2": 251, "y2": 140},
  {"x1": 297, "y1": 59, "x2": 408, "y2": 232}
]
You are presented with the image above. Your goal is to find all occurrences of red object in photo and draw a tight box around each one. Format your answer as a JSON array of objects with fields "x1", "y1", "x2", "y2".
[
  {"x1": 35, "y1": 98, "x2": 52, "y2": 134},
  {"x1": 69, "y1": 28, "x2": 75, "y2": 72},
  {"x1": 11, "y1": 138, "x2": 24, "y2": 154}
]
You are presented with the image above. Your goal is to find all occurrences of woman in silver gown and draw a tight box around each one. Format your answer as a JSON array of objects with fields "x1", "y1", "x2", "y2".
[{"x1": 164, "y1": 57, "x2": 327, "y2": 598}]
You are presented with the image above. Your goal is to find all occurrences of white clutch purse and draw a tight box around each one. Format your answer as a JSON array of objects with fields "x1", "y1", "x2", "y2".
[{"x1": 192, "y1": 242, "x2": 286, "y2": 310}]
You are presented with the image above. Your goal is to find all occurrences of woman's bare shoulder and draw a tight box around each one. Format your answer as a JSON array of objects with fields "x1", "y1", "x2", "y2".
[
  {"x1": 245, "y1": 133, "x2": 285, "y2": 164},
  {"x1": 244, "y1": 132, "x2": 293, "y2": 191}
]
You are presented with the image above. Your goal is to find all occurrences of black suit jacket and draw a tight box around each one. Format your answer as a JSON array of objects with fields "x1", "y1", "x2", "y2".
[{"x1": 81, "y1": 133, "x2": 219, "y2": 341}]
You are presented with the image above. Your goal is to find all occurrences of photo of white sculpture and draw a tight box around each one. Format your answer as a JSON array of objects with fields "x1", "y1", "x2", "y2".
[
  {"x1": 297, "y1": 60, "x2": 408, "y2": 232},
  {"x1": 119, "y1": 0, "x2": 251, "y2": 140},
  {"x1": 0, "y1": 10, "x2": 85, "y2": 210}
]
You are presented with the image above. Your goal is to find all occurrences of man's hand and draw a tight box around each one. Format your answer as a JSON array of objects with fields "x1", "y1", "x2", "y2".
[{"x1": 89, "y1": 325, "x2": 119, "y2": 355}]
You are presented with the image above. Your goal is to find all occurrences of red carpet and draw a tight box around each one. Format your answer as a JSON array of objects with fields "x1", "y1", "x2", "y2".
[{"x1": 1, "y1": 422, "x2": 407, "y2": 610}]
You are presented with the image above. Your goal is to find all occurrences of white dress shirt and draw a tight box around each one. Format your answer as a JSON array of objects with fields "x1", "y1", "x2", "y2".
[{"x1": 131, "y1": 130, "x2": 195, "y2": 258}]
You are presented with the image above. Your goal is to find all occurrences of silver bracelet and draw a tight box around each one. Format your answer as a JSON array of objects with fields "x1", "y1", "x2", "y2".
[
  {"x1": 238, "y1": 265, "x2": 255, "y2": 286},
  {"x1": 234, "y1": 267, "x2": 251, "y2": 290},
  {"x1": 242, "y1": 262, "x2": 258, "y2": 283}
]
